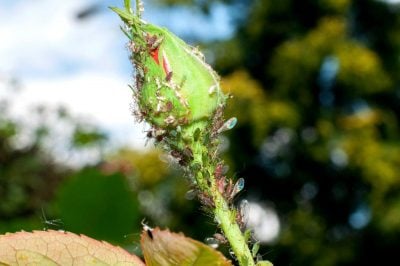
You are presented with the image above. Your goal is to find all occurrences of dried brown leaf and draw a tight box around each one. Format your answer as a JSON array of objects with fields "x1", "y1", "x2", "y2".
[
  {"x1": 0, "y1": 230, "x2": 145, "y2": 266},
  {"x1": 141, "y1": 227, "x2": 232, "y2": 266}
]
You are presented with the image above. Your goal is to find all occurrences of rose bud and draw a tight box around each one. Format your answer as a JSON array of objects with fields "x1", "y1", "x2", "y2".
[{"x1": 111, "y1": 5, "x2": 226, "y2": 130}]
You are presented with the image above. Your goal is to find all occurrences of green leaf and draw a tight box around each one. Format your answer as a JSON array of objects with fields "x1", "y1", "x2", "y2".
[
  {"x1": 0, "y1": 230, "x2": 144, "y2": 265},
  {"x1": 141, "y1": 227, "x2": 232, "y2": 266},
  {"x1": 124, "y1": 0, "x2": 131, "y2": 12},
  {"x1": 109, "y1": 7, "x2": 134, "y2": 23},
  {"x1": 56, "y1": 169, "x2": 140, "y2": 243}
]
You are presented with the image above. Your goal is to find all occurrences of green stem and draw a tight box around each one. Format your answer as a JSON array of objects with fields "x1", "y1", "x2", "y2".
[
  {"x1": 213, "y1": 188, "x2": 255, "y2": 266},
  {"x1": 184, "y1": 121, "x2": 255, "y2": 266}
]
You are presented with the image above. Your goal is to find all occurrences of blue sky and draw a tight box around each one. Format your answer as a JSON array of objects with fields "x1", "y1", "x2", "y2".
[{"x1": 0, "y1": 0, "x2": 234, "y2": 157}]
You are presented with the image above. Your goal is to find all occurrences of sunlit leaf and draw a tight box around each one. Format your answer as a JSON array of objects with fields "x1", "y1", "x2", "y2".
[
  {"x1": 0, "y1": 230, "x2": 145, "y2": 265},
  {"x1": 141, "y1": 227, "x2": 232, "y2": 266}
]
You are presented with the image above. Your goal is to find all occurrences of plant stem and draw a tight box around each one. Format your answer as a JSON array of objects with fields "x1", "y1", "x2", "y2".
[
  {"x1": 184, "y1": 121, "x2": 255, "y2": 266},
  {"x1": 213, "y1": 189, "x2": 255, "y2": 266}
]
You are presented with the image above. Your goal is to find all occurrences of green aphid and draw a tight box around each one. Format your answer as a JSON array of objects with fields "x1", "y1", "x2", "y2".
[
  {"x1": 252, "y1": 242, "x2": 260, "y2": 258},
  {"x1": 111, "y1": 1, "x2": 226, "y2": 129}
]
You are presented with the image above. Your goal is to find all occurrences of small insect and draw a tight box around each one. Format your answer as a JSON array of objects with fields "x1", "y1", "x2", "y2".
[
  {"x1": 146, "y1": 128, "x2": 166, "y2": 142},
  {"x1": 205, "y1": 237, "x2": 219, "y2": 249},
  {"x1": 40, "y1": 208, "x2": 64, "y2": 230},
  {"x1": 214, "y1": 163, "x2": 224, "y2": 179},
  {"x1": 208, "y1": 84, "x2": 217, "y2": 95},
  {"x1": 217, "y1": 117, "x2": 237, "y2": 134},
  {"x1": 185, "y1": 189, "x2": 197, "y2": 200},
  {"x1": 193, "y1": 128, "x2": 201, "y2": 141},
  {"x1": 230, "y1": 177, "x2": 245, "y2": 199},
  {"x1": 252, "y1": 242, "x2": 260, "y2": 258},
  {"x1": 150, "y1": 36, "x2": 164, "y2": 51},
  {"x1": 236, "y1": 199, "x2": 249, "y2": 230},
  {"x1": 164, "y1": 115, "x2": 176, "y2": 125},
  {"x1": 198, "y1": 192, "x2": 214, "y2": 208},
  {"x1": 165, "y1": 101, "x2": 173, "y2": 111},
  {"x1": 216, "y1": 176, "x2": 226, "y2": 195},
  {"x1": 223, "y1": 179, "x2": 234, "y2": 201},
  {"x1": 182, "y1": 147, "x2": 194, "y2": 160},
  {"x1": 128, "y1": 41, "x2": 139, "y2": 53},
  {"x1": 165, "y1": 71, "x2": 173, "y2": 82},
  {"x1": 178, "y1": 116, "x2": 189, "y2": 125},
  {"x1": 213, "y1": 233, "x2": 228, "y2": 244},
  {"x1": 141, "y1": 220, "x2": 154, "y2": 240}
]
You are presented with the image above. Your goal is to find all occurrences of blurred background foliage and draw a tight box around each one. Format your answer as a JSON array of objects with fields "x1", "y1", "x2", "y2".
[{"x1": 2, "y1": 0, "x2": 400, "y2": 265}]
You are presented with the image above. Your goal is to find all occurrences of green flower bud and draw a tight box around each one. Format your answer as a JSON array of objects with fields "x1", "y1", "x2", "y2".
[{"x1": 111, "y1": 4, "x2": 226, "y2": 130}]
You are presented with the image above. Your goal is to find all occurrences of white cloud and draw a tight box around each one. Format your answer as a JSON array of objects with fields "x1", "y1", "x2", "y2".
[
  {"x1": 0, "y1": 0, "x2": 128, "y2": 78},
  {"x1": 8, "y1": 72, "x2": 147, "y2": 148}
]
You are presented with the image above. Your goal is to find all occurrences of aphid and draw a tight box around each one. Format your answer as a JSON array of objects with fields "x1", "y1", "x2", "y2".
[
  {"x1": 198, "y1": 192, "x2": 214, "y2": 208},
  {"x1": 211, "y1": 108, "x2": 225, "y2": 136},
  {"x1": 156, "y1": 101, "x2": 163, "y2": 113},
  {"x1": 169, "y1": 148, "x2": 192, "y2": 166},
  {"x1": 165, "y1": 71, "x2": 173, "y2": 82},
  {"x1": 193, "y1": 128, "x2": 201, "y2": 141},
  {"x1": 40, "y1": 208, "x2": 64, "y2": 230},
  {"x1": 165, "y1": 101, "x2": 173, "y2": 112},
  {"x1": 217, "y1": 117, "x2": 237, "y2": 134},
  {"x1": 136, "y1": 65, "x2": 145, "y2": 78},
  {"x1": 230, "y1": 177, "x2": 245, "y2": 199},
  {"x1": 205, "y1": 237, "x2": 219, "y2": 249},
  {"x1": 145, "y1": 227, "x2": 153, "y2": 240},
  {"x1": 244, "y1": 228, "x2": 252, "y2": 243},
  {"x1": 135, "y1": 76, "x2": 143, "y2": 91},
  {"x1": 128, "y1": 41, "x2": 139, "y2": 53},
  {"x1": 208, "y1": 84, "x2": 217, "y2": 95},
  {"x1": 222, "y1": 165, "x2": 229, "y2": 175},
  {"x1": 216, "y1": 176, "x2": 226, "y2": 195},
  {"x1": 185, "y1": 189, "x2": 197, "y2": 200},
  {"x1": 164, "y1": 115, "x2": 176, "y2": 125},
  {"x1": 213, "y1": 233, "x2": 228, "y2": 244},
  {"x1": 170, "y1": 150, "x2": 182, "y2": 159},
  {"x1": 141, "y1": 220, "x2": 154, "y2": 240},
  {"x1": 191, "y1": 162, "x2": 202, "y2": 172},
  {"x1": 150, "y1": 36, "x2": 164, "y2": 51},
  {"x1": 252, "y1": 242, "x2": 260, "y2": 258},
  {"x1": 172, "y1": 87, "x2": 189, "y2": 108},
  {"x1": 214, "y1": 163, "x2": 224, "y2": 179},
  {"x1": 224, "y1": 179, "x2": 234, "y2": 201},
  {"x1": 236, "y1": 199, "x2": 249, "y2": 230},
  {"x1": 146, "y1": 128, "x2": 166, "y2": 142},
  {"x1": 178, "y1": 116, "x2": 189, "y2": 125},
  {"x1": 182, "y1": 147, "x2": 194, "y2": 160}
]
